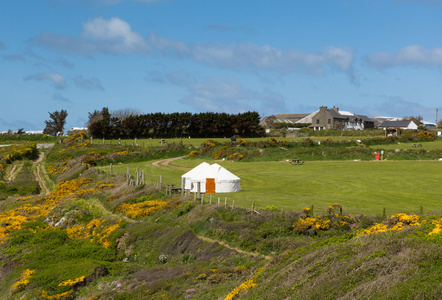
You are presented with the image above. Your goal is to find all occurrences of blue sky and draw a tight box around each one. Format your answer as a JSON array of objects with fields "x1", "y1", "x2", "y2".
[{"x1": 1, "y1": 0, "x2": 442, "y2": 131}]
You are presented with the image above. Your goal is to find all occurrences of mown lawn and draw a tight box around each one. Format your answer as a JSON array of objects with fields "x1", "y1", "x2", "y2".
[{"x1": 101, "y1": 158, "x2": 442, "y2": 216}]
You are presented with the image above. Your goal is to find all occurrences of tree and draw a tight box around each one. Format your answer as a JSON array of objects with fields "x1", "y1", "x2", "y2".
[
  {"x1": 87, "y1": 107, "x2": 111, "y2": 138},
  {"x1": 111, "y1": 108, "x2": 141, "y2": 121},
  {"x1": 43, "y1": 110, "x2": 68, "y2": 136}
]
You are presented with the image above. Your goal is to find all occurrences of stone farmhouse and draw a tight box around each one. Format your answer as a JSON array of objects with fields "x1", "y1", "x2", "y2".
[{"x1": 262, "y1": 106, "x2": 375, "y2": 131}]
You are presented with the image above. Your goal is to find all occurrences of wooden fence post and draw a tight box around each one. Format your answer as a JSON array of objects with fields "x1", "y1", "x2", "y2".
[
  {"x1": 181, "y1": 178, "x2": 185, "y2": 196},
  {"x1": 110, "y1": 163, "x2": 113, "y2": 176}
]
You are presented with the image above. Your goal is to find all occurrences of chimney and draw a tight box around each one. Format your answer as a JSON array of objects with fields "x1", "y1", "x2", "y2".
[
  {"x1": 331, "y1": 106, "x2": 339, "y2": 112},
  {"x1": 319, "y1": 106, "x2": 327, "y2": 113}
]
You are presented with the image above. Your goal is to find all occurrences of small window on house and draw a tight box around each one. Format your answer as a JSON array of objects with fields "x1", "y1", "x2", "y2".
[
  {"x1": 316, "y1": 119, "x2": 320, "y2": 124},
  {"x1": 328, "y1": 119, "x2": 331, "y2": 124}
]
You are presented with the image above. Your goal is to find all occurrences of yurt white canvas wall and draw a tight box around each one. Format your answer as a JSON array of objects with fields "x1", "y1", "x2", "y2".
[
  {"x1": 189, "y1": 163, "x2": 240, "y2": 193},
  {"x1": 181, "y1": 162, "x2": 210, "y2": 190}
]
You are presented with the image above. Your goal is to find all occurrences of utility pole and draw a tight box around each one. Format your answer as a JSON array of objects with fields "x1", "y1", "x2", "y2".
[{"x1": 436, "y1": 108, "x2": 438, "y2": 127}]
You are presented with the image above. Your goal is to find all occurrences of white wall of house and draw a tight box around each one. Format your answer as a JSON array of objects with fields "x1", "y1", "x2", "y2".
[
  {"x1": 406, "y1": 121, "x2": 418, "y2": 130},
  {"x1": 345, "y1": 121, "x2": 364, "y2": 130}
]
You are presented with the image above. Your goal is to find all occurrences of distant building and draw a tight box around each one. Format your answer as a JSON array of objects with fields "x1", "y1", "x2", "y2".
[
  {"x1": 308, "y1": 106, "x2": 374, "y2": 131},
  {"x1": 67, "y1": 127, "x2": 88, "y2": 135},
  {"x1": 260, "y1": 113, "x2": 310, "y2": 128},
  {"x1": 378, "y1": 120, "x2": 418, "y2": 136}
]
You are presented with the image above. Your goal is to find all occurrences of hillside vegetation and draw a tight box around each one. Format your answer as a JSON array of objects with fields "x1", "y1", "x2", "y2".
[{"x1": 0, "y1": 133, "x2": 441, "y2": 299}]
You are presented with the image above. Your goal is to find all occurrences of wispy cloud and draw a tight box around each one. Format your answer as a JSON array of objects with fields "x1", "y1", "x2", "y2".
[
  {"x1": 31, "y1": 17, "x2": 355, "y2": 78},
  {"x1": 148, "y1": 33, "x2": 189, "y2": 57},
  {"x1": 24, "y1": 73, "x2": 68, "y2": 89},
  {"x1": 366, "y1": 45, "x2": 442, "y2": 70},
  {"x1": 148, "y1": 70, "x2": 288, "y2": 113},
  {"x1": 204, "y1": 25, "x2": 255, "y2": 34},
  {"x1": 53, "y1": 91, "x2": 72, "y2": 103},
  {"x1": 31, "y1": 17, "x2": 149, "y2": 55},
  {"x1": 74, "y1": 75, "x2": 104, "y2": 91},
  {"x1": 46, "y1": 0, "x2": 165, "y2": 5},
  {"x1": 363, "y1": 95, "x2": 434, "y2": 120},
  {"x1": 394, "y1": 0, "x2": 442, "y2": 6},
  {"x1": 3, "y1": 54, "x2": 26, "y2": 62}
]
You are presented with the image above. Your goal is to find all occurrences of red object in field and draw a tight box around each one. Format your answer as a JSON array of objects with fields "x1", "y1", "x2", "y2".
[{"x1": 375, "y1": 153, "x2": 380, "y2": 160}]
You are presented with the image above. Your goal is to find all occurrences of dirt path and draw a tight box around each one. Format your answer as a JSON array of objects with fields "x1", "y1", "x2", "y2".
[
  {"x1": 8, "y1": 164, "x2": 19, "y2": 181},
  {"x1": 152, "y1": 156, "x2": 188, "y2": 170},
  {"x1": 197, "y1": 235, "x2": 272, "y2": 260},
  {"x1": 88, "y1": 197, "x2": 135, "y2": 224},
  {"x1": 33, "y1": 152, "x2": 50, "y2": 195}
]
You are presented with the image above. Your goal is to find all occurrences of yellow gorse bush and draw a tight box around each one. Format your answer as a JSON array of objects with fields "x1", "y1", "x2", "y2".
[
  {"x1": 117, "y1": 200, "x2": 168, "y2": 219},
  {"x1": 429, "y1": 218, "x2": 442, "y2": 235},
  {"x1": 224, "y1": 264, "x2": 266, "y2": 300},
  {"x1": 65, "y1": 218, "x2": 121, "y2": 248},
  {"x1": 357, "y1": 213, "x2": 423, "y2": 237},
  {"x1": 58, "y1": 276, "x2": 85, "y2": 287},
  {"x1": 224, "y1": 279, "x2": 257, "y2": 300},
  {"x1": 39, "y1": 289, "x2": 74, "y2": 300},
  {"x1": 11, "y1": 269, "x2": 35, "y2": 292},
  {"x1": 0, "y1": 178, "x2": 117, "y2": 246}
]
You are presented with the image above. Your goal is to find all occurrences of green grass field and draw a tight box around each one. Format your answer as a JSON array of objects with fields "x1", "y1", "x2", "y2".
[
  {"x1": 102, "y1": 158, "x2": 442, "y2": 216},
  {"x1": 93, "y1": 135, "x2": 379, "y2": 147}
]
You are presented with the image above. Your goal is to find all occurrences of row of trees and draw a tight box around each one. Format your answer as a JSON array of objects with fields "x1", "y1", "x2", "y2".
[{"x1": 87, "y1": 108, "x2": 264, "y2": 139}]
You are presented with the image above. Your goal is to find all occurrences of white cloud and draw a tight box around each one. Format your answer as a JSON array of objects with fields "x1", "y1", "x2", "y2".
[
  {"x1": 31, "y1": 17, "x2": 149, "y2": 55},
  {"x1": 24, "y1": 73, "x2": 68, "y2": 89},
  {"x1": 82, "y1": 17, "x2": 149, "y2": 53},
  {"x1": 191, "y1": 42, "x2": 355, "y2": 77},
  {"x1": 366, "y1": 45, "x2": 442, "y2": 70},
  {"x1": 74, "y1": 76, "x2": 104, "y2": 91},
  {"x1": 30, "y1": 18, "x2": 355, "y2": 78}
]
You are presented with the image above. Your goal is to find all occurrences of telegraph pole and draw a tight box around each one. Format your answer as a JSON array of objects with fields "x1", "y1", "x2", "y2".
[{"x1": 436, "y1": 108, "x2": 438, "y2": 128}]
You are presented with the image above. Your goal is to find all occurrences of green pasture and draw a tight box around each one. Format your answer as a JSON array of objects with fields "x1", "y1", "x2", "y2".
[
  {"x1": 96, "y1": 136, "x2": 375, "y2": 147},
  {"x1": 100, "y1": 158, "x2": 442, "y2": 216}
]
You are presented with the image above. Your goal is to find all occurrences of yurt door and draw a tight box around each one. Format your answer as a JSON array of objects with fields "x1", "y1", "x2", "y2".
[{"x1": 206, "y1": 178, "x2": 215, "y2": 194}]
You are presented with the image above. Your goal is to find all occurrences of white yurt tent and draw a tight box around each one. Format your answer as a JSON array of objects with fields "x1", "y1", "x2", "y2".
[
  {"x1": 189, "y1": 163, "x2": 241, "y2": 193},
  {"x1": 181, "y1": 162, "x2": 210, "y2": 191}
]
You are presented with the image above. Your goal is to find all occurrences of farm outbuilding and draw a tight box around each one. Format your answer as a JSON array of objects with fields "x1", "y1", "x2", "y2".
[{"x1": 182, "y1": 163, "x2": 241, "y2": 194}]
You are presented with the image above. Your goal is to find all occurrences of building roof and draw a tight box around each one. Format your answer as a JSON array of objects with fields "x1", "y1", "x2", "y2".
[
  {"x1": 355, "y1": 115, "x2": 374, "y2": 122},
  {"x1": 296, "y1": 110, "x2": 319, "y2": 123},
  {"x1": 378, "y1": 120, "x2": 415, "y2": 128},
  {"x1": 327, "y1": 109, "x2": 347, "y2": 119},
  {"x1": 276, "y1": 113, "x2": 310, "y2": 121}
]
